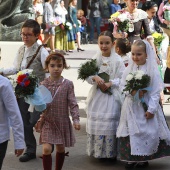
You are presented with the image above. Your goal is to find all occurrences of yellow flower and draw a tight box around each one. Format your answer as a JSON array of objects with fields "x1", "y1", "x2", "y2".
[
  {"x1": 152, "y1": 32, "x2": 162, "y2": 39},
  {"x1": 109, "y1": 12, "x2": 120, "y2": 21},
  {"x1": 17, "y1": 71, "x2": 23, "y2": 76}
]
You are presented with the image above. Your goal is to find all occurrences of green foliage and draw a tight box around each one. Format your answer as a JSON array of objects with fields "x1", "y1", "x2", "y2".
[
  {"x1": 118, "y1": 20, "x2": 129, "y2": 32},
  {"x1": 123, "y1": 74, "x2": 151, "y2": 93},
  {"x1": 15, "y1": 74, "x2": 38, "y2": 98},
  {"x1": 77, "y1": 59, "x2": 99, "y2": 81}
]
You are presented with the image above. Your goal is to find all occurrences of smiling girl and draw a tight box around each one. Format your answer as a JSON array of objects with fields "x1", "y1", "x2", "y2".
[{"x1": 86, "y1": 31, "x2": 125, "y2": 159}]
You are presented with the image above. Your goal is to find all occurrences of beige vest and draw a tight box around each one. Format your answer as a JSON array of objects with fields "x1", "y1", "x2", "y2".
[{"x1": 16, "y1": 42, "x2": 45, "y2": 82}]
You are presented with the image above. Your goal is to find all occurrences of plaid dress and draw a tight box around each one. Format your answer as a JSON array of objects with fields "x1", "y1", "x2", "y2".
[{"x1": 40, "y1": 77, "x2": 80, "y2": 147}]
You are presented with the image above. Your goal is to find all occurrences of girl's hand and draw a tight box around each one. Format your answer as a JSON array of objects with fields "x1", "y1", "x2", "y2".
[
  {"x1": 73, "y1": 123, "x2": 80, "y2": 130},
  {"x1": 73, "y1": 24, "x2": 76, "y2": 27},
  {"x1": 93, "y1": 76, "x2": 105, "y2": 85},
  {"x1": 145, "y1": 112, "x2": 154, "y2": 119}
]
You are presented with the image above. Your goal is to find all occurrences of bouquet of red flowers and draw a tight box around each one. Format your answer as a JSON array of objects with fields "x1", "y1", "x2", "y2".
[{"x1": 15, "y1": 71, "x2": 38, "y2": 98}]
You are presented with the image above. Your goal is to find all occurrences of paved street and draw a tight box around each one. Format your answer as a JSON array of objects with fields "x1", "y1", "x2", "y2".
[{"x1": 1, "y1": 42, "x2": 170, "y2": 170}]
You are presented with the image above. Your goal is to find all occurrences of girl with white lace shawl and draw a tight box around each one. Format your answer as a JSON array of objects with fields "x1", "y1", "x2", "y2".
[
  {"x1": 86, "y1": 31, "x2": 125, "y2": 159},
  {"x1": 117, "y1": 40, "x2": 170, "y2": 168}
]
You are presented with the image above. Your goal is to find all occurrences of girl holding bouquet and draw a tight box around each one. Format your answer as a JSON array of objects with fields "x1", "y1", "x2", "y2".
[
  {"x1": 86, "y1": 31, "x2": 125, "y2": 159},
  {"x1": 117, "y1": 40, "x2": 170, "y2": 169},
  {"x1": 39, "y1": 53, "x2": 80, "y2": 170}
]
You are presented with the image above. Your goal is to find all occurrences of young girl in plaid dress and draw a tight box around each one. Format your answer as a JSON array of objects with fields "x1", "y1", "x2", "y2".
[{"x1": 40, "y1": 52, "x2": 80, "y2": 170}]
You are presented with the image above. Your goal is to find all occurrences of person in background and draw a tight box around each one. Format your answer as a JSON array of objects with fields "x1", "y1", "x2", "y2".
[
  {"x1": 0, "y1": 19, "x2": 49, "y2": 162},
  {"x1": 33, "y1": 0, "x2": 44, "y2": 43},
  {"x1": 114, "y1": 38, "x2": 131, "y2": 67},
  {"x1": 77, "y1": 9, "x2": 87, "y2": 27},
  {"x1": 43, "y1": 0, "x2": 56, "y2": 52},
  {"x1": 158, "y1": 0, "x2": 170, "y2": 40},
  {"x1": 88, "y1": 0, "x2": 103, "y2": 44},
  {"x1": 110, "y1": 0, "x2": 121, "y2": 15},
  {"x1": 0, "y1": 75, "x2": 25, "y2": 169},
  {"x1": 68, "y1": 0, "x2": 85, "y2": 52},
  {"x1": 54, "y1": 0, "x2": 69, "y2": 53},
  {"x1": 109, "y1": 0, "x2": 160, "y2": 64},
  {"x1": 39, "y1": 53, "x2": 80, "y2": 170}
]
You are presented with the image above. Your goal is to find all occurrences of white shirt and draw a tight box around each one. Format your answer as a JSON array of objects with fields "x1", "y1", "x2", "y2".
[{"x1": 0, "y1": 75, "x2": 25, "y2": 149}]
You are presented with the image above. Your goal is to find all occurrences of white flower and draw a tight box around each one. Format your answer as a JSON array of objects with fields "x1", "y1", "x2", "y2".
[
  {"x1": 77, "y1": 20, "x2": 81, "y2": 27},
  {"x1": 65, "y1": 22, "x2": 72, "y2": 30},
  {"x1": 126, "y1": 73, "x2": 134, "y2": 81},
  {"x1": 118, "y1": 13, "x2": 128, "y2": 22},
  {"x1": 8, "y1": 74, "x2": 17, "y2": 89},
  {"x1": 17, "y1": 69, "x2": 33, "y2": 76},
  {"x1": 135, "y1": 70, "x2": 144, "y2": 80}
]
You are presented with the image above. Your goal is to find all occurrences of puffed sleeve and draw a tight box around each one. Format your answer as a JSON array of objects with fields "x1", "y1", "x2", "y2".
[{"x1": 142, "y1": 18, "x2": 152, "y2": 37}]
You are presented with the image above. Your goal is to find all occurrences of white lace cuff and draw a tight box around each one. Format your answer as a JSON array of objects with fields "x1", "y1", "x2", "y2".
[{"x1": 109, "y1": 78, "x2": 120, "y2": 87}]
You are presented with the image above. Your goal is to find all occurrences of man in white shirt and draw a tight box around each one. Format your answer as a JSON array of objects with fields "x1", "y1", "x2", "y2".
[
  {"x1": 1, "y1": 19, "x2": 49, "y2": 162},
  {"x1": 0, "y1": 75, "x2": 25, "y2": 169}
]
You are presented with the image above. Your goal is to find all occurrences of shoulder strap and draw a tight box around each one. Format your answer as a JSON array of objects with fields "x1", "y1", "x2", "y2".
[
  {"x1": 26, "y1": 44, "x2": 44, "y2": 69},
  {"x1": 52, "y1": 78, "x2": 65, "y2": 100}
]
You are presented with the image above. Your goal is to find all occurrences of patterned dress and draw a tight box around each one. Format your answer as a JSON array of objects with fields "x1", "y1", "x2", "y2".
[{"x1": 39, "y1": 77, "x2": 80, "y2": 147}]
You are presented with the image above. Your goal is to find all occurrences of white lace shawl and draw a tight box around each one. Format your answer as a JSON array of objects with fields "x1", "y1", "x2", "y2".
[
  {"x1": 117, "y1": 40, "x2": 170, "y2": 156},
  {"x1": 85, "y1": 48, "x2": 125, "y2": 111}
]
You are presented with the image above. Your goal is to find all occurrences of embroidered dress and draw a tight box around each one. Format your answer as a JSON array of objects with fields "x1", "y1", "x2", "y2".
[
  {"x1": 40, "y1": 77, "x2": 80, "y2": 147},
  {"x1": 125, "y1": 9, "x2": 151, "y2": 44},
  {"x1": 117, "y1": 62, "x2": 170, "y2": 162},
  {"x1": 86, "y1": 50, "x2": 125, "y2": 158}
]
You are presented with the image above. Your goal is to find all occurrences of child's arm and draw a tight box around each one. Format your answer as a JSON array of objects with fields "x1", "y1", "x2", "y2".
[
  {"x1": 68, "y1": 81, "x2": 80, "y2": 130},
  {"x1": 147, "y1": 72, "x2": 162, "y2": 115},
  {"x1": 2, "y1": 79, "x2": 25, "y2": 154}
]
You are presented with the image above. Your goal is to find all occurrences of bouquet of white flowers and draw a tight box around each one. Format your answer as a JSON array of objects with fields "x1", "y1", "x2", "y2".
[
  {"x1": 109, "y1": 9, "x2": 131, "y2": 32},
  {"x1": 123, "y1": 70, "x2": 151, "y2": 111}
]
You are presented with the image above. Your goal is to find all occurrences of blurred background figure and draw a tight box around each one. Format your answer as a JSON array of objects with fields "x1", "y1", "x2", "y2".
[
  {"x1": 54, "y1": 0, "x2": 69, "y2": 53},
  {"x1": 43, "y1": 0, "x2": 55, "y2": 52},
  {"x1": 88, "y1": 0, "x2": 103, "y2": 44},
  {"x1": 68, "y1": 0, "x2": 84, "y2": 52},
  {"x1": 110, "y1": 0, "x2": 121, "y2": 15}
]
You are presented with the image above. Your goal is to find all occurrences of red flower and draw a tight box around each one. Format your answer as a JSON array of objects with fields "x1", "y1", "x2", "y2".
[
  {"x1": 17, "y1": 74, "x2": 27, "y2": 84},
  {"x1": 24, "y1": 80, "x2": 30, "y2": 87}
]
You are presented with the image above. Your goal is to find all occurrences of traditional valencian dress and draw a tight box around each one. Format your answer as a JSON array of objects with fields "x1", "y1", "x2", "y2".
[
  {"x1": 117, "y1": 40, "x2": 170, "y2": 162},
  {"x1": 86, "y1": 49, "x2": 125, "y2": 158}
]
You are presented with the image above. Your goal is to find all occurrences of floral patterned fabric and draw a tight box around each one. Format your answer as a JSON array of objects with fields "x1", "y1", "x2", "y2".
[
  {"x1": 87, "y1": 134, "x2": 117, "y2": 158},
  {"x1": 119, "y1": 136, "x2": 170, "y2": 162}
]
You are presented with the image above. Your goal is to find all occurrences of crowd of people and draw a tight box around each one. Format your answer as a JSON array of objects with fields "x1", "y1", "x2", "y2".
[
  {"x1": 33, "y1": 0, "x2": 85, "y2": 54},
  {"x1": 0, "y1": 0, "x2": 170, "y2": 170}
]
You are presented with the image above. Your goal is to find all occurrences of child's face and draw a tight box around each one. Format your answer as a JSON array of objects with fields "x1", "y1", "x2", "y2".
[
  {"x1": 98, "y1": 35, "x2": 113, "y2": 57},
  {"x1": 48, "y1": 59, "x2": 64, "y2": 80},
  {"x1": 146, "y1": 6, "x2": 158, "y2": 19},
  {"x1": 21, "y1": 27, "x2": 38, "y2": 47},
  {"x1": 114, "y1": 0, "x2": 120, "y2": 5},
  {"x1": 131, "y1": 45, "x2": 147, "y2": 65}
]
